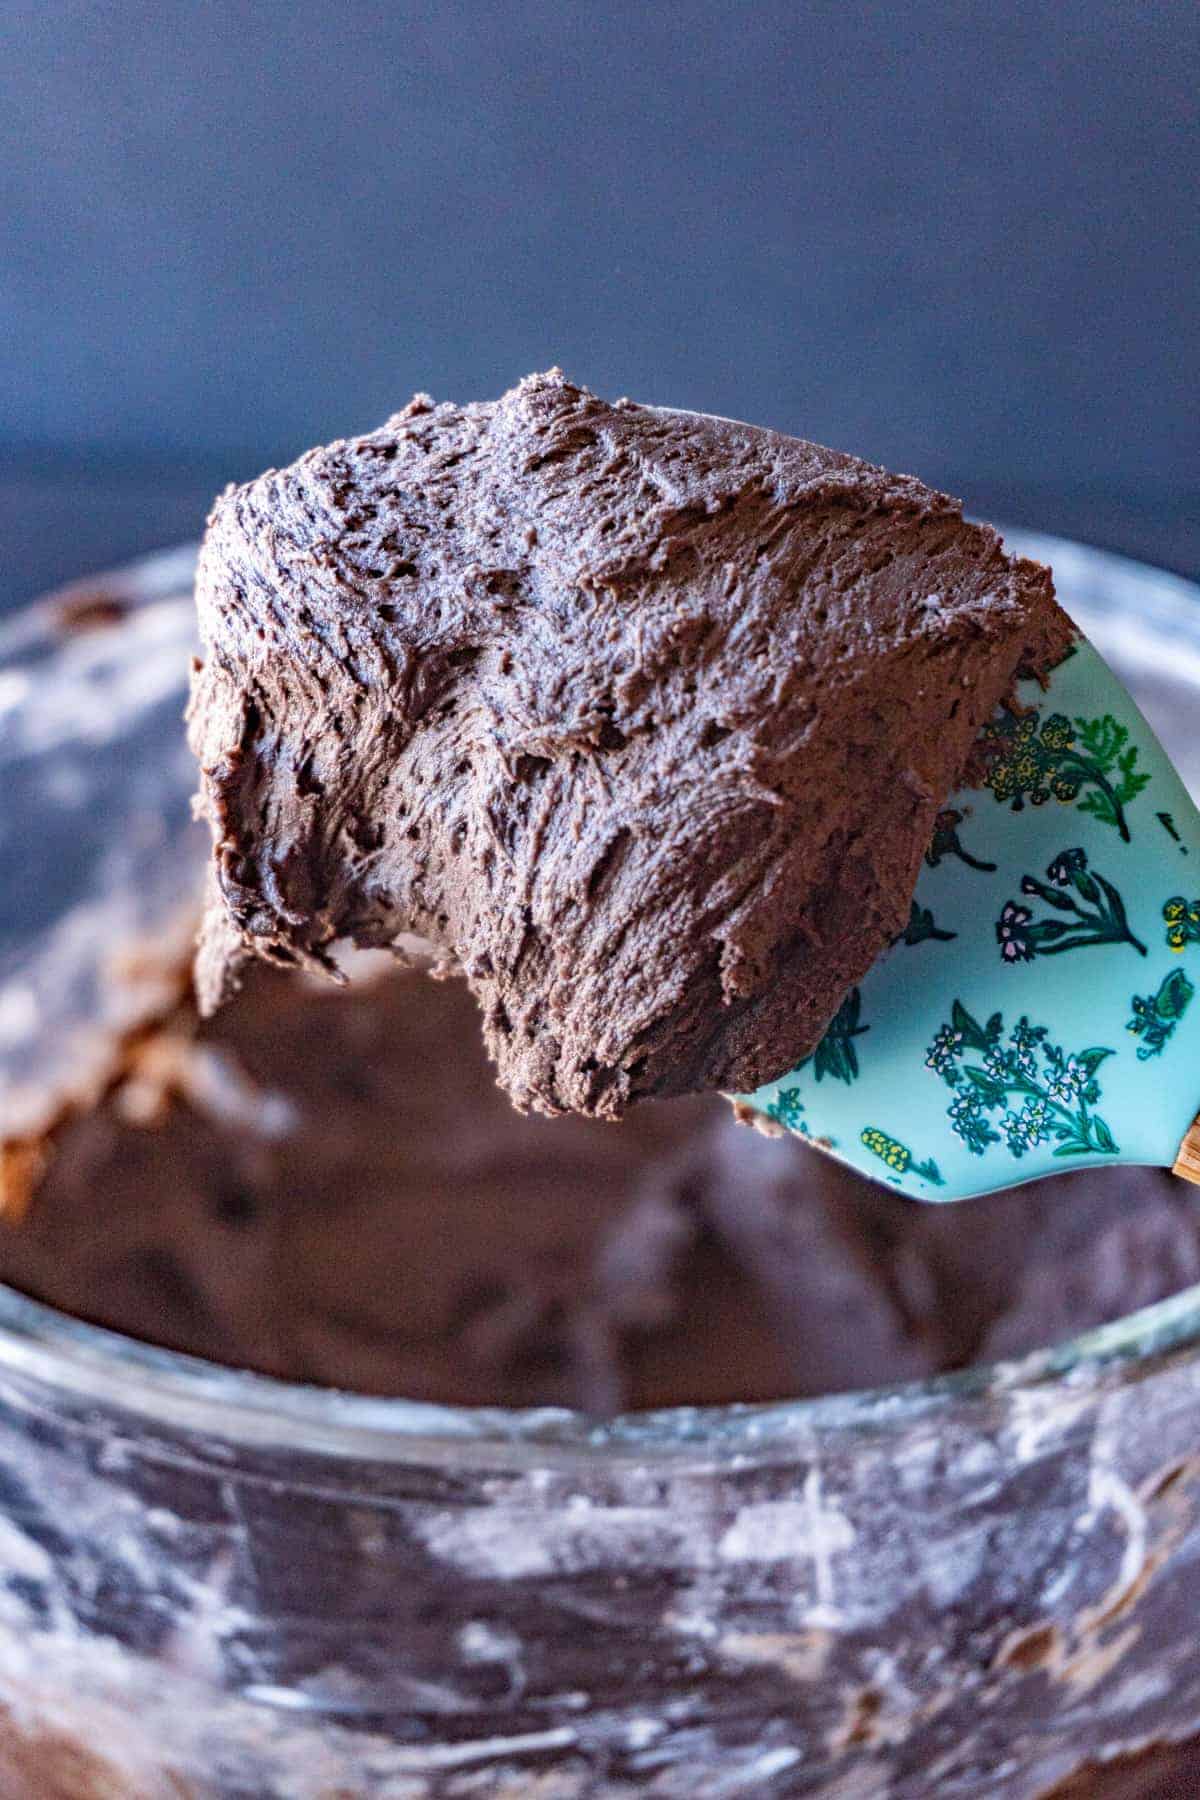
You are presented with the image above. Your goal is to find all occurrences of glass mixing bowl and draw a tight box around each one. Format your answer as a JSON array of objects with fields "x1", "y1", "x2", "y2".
[{"x1": 0, "y1": 535, "x2": 1198, "y2": 1798}]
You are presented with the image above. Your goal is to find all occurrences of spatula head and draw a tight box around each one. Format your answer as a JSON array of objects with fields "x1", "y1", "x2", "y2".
[{"x1": 739, "y1": 638, "x2": 1200, "y2": 1200}]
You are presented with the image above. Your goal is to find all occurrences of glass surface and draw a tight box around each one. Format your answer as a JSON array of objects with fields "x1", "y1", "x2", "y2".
[{"x1": 0, "y1": 534, "x2": 1197, "y2": 1796}]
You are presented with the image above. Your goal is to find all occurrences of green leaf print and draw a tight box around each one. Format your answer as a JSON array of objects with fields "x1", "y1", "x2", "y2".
[
  {"x1": 924, "y1": 809, "x2": 997, "y2": 873},
  {"x1": 949, "y1": 999, "x2": 996, "y2": 1053},
  {"x1": 1128, "y1": 967, "x2": 1196, "y2": 1059},
  {"x1": 902, "y1": 901, "x2": 957, "y2": 946},
  {"x1": 808, "y1": 988, "x2": 869, "y2": 1083},
  {"x1": 763, "y1": 991, "x2": 870, "y2": 1133}
]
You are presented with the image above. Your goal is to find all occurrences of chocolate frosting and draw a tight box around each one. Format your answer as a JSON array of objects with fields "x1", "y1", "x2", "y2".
[{"x1": 189, "y1": 372, "x2": 1072, "y2": 1116}]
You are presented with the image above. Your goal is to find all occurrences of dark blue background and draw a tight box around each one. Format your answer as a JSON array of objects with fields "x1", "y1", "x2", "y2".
[{"x1": 3, "y1": 0, "x2": 1197, "y2": 607}]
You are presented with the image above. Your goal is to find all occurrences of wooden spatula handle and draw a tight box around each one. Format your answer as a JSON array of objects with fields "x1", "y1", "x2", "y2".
[{"x1": 1174, "y1": 1115, "x2": 1200, "y2": 1186}]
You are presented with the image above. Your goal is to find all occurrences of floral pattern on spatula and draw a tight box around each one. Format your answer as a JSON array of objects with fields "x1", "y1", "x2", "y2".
[
  {"x1": 859, "y1": 1128, "x2": 943, "y2": 1187},
  {"x1": 924, "y1": 808, "x2": 997, "y2": 873},
  {"x1": 980, "y1": 709, "x2": 1149, "y2": 842},
  {"x1": 803, "y1": 987, "x2": 868, "y2": 1082},
  {"x1": 926, "y1": 1003, "x2": 1119, "y2": 1160},
  {"x1": 1127, "y1": 968, "x2": 1195, "y2": 1060},
  {"x1": 765, "y1": 1086, "x2": 807, "y2": 1133},
  {"x1": 902, "y1": 901, "x2": 956, "y2": 946},
  {"x1": 1164, "y1": 896, "x2": 1200, "y2": 952},
  {"x1": 995, "y1": 848, "x2": 1146, "y2": 963},
  {"x1": 762, "y1": 991, "x2": 868, "y2": 1136}
]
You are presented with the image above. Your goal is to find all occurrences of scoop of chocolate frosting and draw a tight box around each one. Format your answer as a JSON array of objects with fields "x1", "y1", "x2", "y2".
[{"x1": 188, "y1": 372, "x2": 1071, "y2": 1117}]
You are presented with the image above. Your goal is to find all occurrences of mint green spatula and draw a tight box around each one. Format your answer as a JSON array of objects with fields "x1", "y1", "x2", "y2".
[{"x1": 738, "y1": 636, "x2": 1200, "y2": 1200}]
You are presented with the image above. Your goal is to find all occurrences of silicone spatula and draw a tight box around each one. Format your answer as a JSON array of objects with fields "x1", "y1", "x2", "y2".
[{"x1": 737, "y1": 637, "x2": 1200, "y2": 1200}]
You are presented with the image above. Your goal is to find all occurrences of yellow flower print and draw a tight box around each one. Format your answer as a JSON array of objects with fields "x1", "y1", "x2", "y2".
[
  {"x1": 860, "y1": 1128, "x2": 943, "y2": 1185},
  {"x1": 1164, "y1": 897, "x2": 1200, "y2": 952}
]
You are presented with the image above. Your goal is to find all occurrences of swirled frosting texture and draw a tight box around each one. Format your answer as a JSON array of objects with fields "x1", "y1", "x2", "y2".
[{"x1": 189, "y1": 372, "x2": 1071, "y2": 1116}]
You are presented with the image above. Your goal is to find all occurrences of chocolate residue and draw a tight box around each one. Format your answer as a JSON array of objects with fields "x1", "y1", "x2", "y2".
[
  {"x1": 52, "y1": 589, "x2": 132, "y2": 636},
  {"x1": 188, "y1": 371, "x2": 1071, "y2": 1117},
  {"x1": 1038, "y1": 1735, "x2": 1200, "y2": 1798}
]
